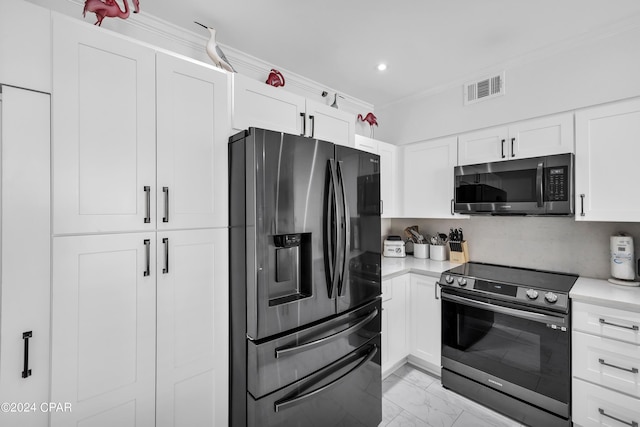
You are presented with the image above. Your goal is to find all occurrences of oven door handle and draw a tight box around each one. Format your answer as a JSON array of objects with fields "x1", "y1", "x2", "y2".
[{"x1": 442, "y1": 293, "x2": 567, "y2": 327}]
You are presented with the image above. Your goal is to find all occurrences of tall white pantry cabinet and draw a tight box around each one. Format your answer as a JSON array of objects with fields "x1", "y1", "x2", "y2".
[{"x1": 50, "y1": 14, "x2": 229, "y2": 427}]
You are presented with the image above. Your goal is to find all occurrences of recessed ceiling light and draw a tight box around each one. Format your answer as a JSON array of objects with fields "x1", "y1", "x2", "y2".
[{"x1": 377, "y1": 63, "x2": 387, "y2": 71}]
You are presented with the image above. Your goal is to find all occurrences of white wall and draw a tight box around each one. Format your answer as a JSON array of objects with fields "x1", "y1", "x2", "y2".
[{"x1": 376, "y1": 23, "x2": 640, "y2": 144}]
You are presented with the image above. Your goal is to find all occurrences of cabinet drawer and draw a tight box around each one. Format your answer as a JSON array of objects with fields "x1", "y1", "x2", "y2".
[
  {"x1": 573, "y1": 331, "x2": 640, "y2": 398},
  {"x1": 573, "y1": 377, "x2": 640, "y2": 427},
  {"x1": 573, "y1": 301, "x2": 640, "y2": 344}
]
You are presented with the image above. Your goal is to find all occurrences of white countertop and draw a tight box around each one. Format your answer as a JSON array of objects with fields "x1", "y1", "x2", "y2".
[
  {"x1": 570, "y1": 276, "x2": 640, "y2": 312},
  {"x1": 382, "y1": 256, "x2": 461, "y2": 280}
]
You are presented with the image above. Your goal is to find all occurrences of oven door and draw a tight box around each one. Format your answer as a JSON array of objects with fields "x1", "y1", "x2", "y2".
[{"x1": 441, "y1": 290, "x2": 570, "y2": 418}]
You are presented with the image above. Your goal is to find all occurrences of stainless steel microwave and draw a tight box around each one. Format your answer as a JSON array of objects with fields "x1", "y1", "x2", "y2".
[{"x1": 454, "y1": 153, "x2": 574, "y2": 215}]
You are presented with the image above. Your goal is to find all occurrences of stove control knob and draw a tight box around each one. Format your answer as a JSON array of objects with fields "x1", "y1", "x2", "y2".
[
  {"x1": 445, "y1": 275, "x2": 454, "y2": 284},
  {"x1": 544, "y1": 292, "x2": 558, "y2": 304},
  {"x1": 457, "y1": 277, "x2": 467, "y2": 287},
  {"x1": 526, "y1": 289, "x2": 539, "y2": 300}
]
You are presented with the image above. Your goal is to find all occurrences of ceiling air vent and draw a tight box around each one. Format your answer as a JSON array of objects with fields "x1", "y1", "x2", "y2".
[{"x1": 464, "y1": 72, "x2": 505, "y2": 105}]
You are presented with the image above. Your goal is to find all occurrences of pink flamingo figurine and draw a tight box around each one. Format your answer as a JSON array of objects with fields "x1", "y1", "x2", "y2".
[
  {"x1": 83, "y1": 0, "x2": 140, "y2": 26},
  {"x1": 357, "y1": 112, "x2": 378, "y2": 137}
]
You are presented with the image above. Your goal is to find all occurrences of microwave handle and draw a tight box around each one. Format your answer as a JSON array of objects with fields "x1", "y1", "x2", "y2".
[{"x1": 536, "y1": 162, "x2": 544, "y2": 207}]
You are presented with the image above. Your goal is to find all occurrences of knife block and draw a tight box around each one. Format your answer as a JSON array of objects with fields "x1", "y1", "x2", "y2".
[{"x1": 449, "y1": 241, "x2": 469, "y2": 263}]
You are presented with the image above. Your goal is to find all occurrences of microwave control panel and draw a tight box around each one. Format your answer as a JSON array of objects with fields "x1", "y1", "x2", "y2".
[{"x1": 546, "y1": 166, "x2": 568, "y2": 201}]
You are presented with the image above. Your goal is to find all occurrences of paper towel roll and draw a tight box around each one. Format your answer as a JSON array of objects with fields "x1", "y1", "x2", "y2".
[{"x1": 610, "y1": 235, "x2": 635, "y2": 281}]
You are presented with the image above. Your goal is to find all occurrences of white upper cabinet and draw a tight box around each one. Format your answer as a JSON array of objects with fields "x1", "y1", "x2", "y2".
[
  {"x1": 232, "y1": 74, "x2": 355, "y2": 146},
  {"x1": 52, "y1": 15, "x2": 156, "y2": 234},
  {"x1": 458, "y1": 126, "x2": 508, "y2": 165},
  {"x1": 403, "y1": 136, "x2": 464, "y2": 218},
  {"x1": 458, "y1": 113, "x2": 574, "y2": 165},
  {"x1": 156, "y1": 53, "x2": 229, "y2": 230},
  {"x1": 0, "y1": 0, "x2": 51, "y2": 92},
  {"x1": 304, "y1": 99, "x2": 355, "y2": 146},
  {"x1": 355, "y1": 135, "x2": 399, "y2": 218},
  {"x1": 575, "y1": 97, "x2": 640, "y2": 221},
  {"x1": 233, "y1": 73, "x2": 305, "y2": 136}
]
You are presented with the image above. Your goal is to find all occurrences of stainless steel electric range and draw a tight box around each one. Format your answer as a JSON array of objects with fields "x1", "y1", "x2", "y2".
[{"x1": 439, "y1": 262, "x2": 578, "y2": 427}]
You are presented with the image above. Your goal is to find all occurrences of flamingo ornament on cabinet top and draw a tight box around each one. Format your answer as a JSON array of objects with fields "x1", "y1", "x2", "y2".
[
  {"x1": 357, "y1": 112, "x2": 378, "y2": 137},
  {"x1": 83, "y1": 0, "x2": 140, "y2": 26}
]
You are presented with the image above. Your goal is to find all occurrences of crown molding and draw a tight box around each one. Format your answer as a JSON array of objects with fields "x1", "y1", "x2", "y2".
[{"x1": 52, "y1": 0, "x2": 373, "y2": 112}]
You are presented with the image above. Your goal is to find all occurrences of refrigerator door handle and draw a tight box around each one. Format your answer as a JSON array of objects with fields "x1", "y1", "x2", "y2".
[
  {"x1": 274, "y1": 308, "x2": 378, "y2": 358},
  {"x1": 325, "y1": 159, "x2": 340, "y2": 298},
  {"x1": 273, "y1": 344, "x2": 378, "y2": 413},
  {"x1": 336, "y1": 161, "x2": 350, "y2": 296}
]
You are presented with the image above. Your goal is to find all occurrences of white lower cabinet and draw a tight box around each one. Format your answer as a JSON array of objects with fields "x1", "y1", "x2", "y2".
[
  {"x1": 51, "y1": 230, "x2": 228, "y2": 427},
  {"x1": 0, "y1": 86, "x2": 51, "y2": 427},
  {"x1": 156, "y1": 229, "x2": 228, "y2": 427},
  {"x1": 381, "y1": 275, "x2": 410, "y2": 377},
  {"x1": 572, "y1": 301, "x2": 640, "y2": 427},
  {"x1": 408, "y1": 274, "x2": 441, "y2": 374}
]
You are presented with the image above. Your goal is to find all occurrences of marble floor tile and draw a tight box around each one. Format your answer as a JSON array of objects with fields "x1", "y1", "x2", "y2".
[
  {"x1": 381, "y1": 364, "x2": 524, "y2": 427},
  {"x1": 386, "y1": 410, "x2": 431, "y2": 427},
  {"x1": 382, "y1": 374, "x2": 462, "y2": 427}
]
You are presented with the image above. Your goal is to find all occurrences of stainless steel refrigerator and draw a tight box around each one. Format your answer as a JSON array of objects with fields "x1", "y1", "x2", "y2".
[{"x1": 229, "y1": 128, "x2": 382, "y2": 427}]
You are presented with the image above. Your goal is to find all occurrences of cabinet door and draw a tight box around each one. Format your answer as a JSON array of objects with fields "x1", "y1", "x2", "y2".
[
  {"x1": 232, "y1": 73, "x2": 305, "y2": 135},
  {"x1": 156, "y1": 229, "x2": 228, "y2": 427},
  {"x1": 156, "y1": 53, "x2": 229, "y2": 229},
  {"x1": 403, "y1": 136, "x2": 462, "y2": 218},
  {"x1": 386, "y1": 275, "x2": 410, "y2": 372},
  {"x1": 575, "y1": 98, "x2": 640, "y2": 221},
  {"x1": 458, "y1": 126, "x2": 508, "y2": 165},
  {"x1": 354, "y1": 134, "x2": 378, "y2": 154},
  {"x1": 52, "y1": 15, "x2": 156, "y2": 234},
  {"x1": 0, "y1": 87, "x2": 50, "y2": 427},
  {"x1": 509, "y1": 113, "x2": 574, "y2": 159},
  {"x1": 410, "y1": 275, "x2": 441, "y2": 370},
  {"x1": 0, "y1": 0, "x2": 51, "y2": 92},
  {"x1": 51, "y1": 233, "x2": 156, "y2": 427},
  {"x1": 378, "y1": 141, "x2": 398, "y2": 218},
  {"x1": 305, "y1": 99, "x2": 356, "y2": 146}
]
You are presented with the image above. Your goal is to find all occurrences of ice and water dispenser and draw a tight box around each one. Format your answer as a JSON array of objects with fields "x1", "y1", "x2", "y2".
[{"x1": 269, "y1": 233, "x2": 312, "y2": 306}]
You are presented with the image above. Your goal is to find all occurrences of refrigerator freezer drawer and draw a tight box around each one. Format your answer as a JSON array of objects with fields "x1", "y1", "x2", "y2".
[
  {"x1": 247, "y1": 336, "x2": 382, "y2": 427},
  {"x1": 248, "y1": 299, "x2": 381, "y2": 398}
]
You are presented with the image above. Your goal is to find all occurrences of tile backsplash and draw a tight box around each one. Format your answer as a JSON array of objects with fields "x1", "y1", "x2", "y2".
[{"x1": 386, "y1": 216, "x2": 640, "y2": 280}]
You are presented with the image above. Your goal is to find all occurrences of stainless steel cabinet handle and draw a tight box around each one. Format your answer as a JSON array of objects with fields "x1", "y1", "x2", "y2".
[
  {"x1": 309, "y1": 115, "x2": 315, "y2": 138},
  {"x1": 275, "y1": 308, "x2": 378, "y2": 358},
  {"x1": 274, "y1": 345, "x2": 377, "y2": 413},
  {"x1": 144, "y1": 186, "x2": 151, "y2": 223},
  {"x1": 501, "y1": 139, "x2": 505, "y2": 158},
  {"x1": 598, "y1": 358, "x2": 639, "y2": 374},
  {"x1": 511, "y1": 138, "x2": 515, "y2": 157},
  {"x1": 143, "y1": 239, "x2": 151, "y2": 277},
  {"x1": 162, "y1": 238, "x2": 169, "y2": 274},
  {"x1": 536, "y1": 162, "x2": 544, "y2": 208},
  {"x1": 580, "y1": 194, "x2": 585, "y2": 216},
  {"x1": 599, "y1": 318, "x2": 639, "y2": 331},
  {"x1": 300, "y1": 112, "x2": 306, "y2": 136},
  {"x1": 434, "y1": 282, "x2": 440, "y2": 300},
  {"x1": 162, "y1": 187, "x2": 169, "y2": 223},
  {"x1": 380, "y1": 200, "x2": 384, "y2": 215},
  {"x1": 598, "y1": 408, "x2": 638, "y2": 427},
  {"x1": 22, "y1": 331, "x2": 32, "y2": 378}
]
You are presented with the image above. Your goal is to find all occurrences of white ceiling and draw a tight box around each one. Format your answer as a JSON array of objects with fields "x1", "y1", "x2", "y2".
[{"x1": 138, "y1": 1, "x2": 640, "y2": 107}]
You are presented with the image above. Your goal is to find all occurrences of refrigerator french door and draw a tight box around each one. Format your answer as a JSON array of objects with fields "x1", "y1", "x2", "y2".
[{"x1": 229, "y1": 128, "x2": 382, "y2": 427}]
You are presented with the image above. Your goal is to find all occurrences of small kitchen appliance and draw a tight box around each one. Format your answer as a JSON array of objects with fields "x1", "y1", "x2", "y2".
[
  {"x1": 608, "y1": 234, "x2": 639, "y2": 286},
  {"x1": 383, "y1": 235, "x2": 406, "y2": 257}
]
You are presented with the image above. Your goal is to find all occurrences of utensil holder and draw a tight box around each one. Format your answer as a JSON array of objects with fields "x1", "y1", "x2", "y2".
[
  {"x1": 430, "y1": 244, "x2": 447, "y2": 261},
  {"x1": 414, "y1": 243, "x2": 429, "y2": 259},
  {"x1": 449, "y1": 241, "x2": 469, "y2": 263}
]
